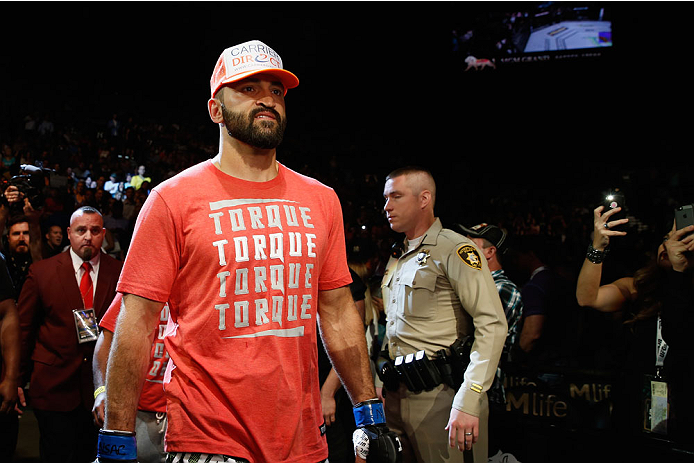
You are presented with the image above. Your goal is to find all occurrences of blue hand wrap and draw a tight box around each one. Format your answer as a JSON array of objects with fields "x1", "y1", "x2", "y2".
[
  {"x1": 97, "y1": 430, "x2": 137, "y2": 461},
  {"x1": 353, "y1": 399, "x2": 386, "y2": 428}
]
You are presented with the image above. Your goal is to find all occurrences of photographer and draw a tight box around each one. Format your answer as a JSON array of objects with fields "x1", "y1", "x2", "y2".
[
  {"x1": 576, "y1": 203, "x2": 694, "y2": 453},
  {"x1": 659, "y1": 219, "x2": 694, "y2": 448},
  {"x1": 0, "y1": 166, "x2": 52, "y2": 267}
]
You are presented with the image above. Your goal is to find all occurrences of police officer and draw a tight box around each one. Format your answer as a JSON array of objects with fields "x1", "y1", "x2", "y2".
[{"x1": 380, "y1": 167, "x2": 507, "y2": 463}]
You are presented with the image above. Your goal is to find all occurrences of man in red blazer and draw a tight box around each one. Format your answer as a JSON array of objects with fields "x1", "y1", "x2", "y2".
[{"x1": 18, "y1": 206, "x2": 122, "y2": 463}]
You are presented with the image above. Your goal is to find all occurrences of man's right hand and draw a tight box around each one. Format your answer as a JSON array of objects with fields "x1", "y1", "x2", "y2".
[
  {"x1": 14, "y1": 387, "x2": 25, "y2": 415},
  {"x1": 445, "y1": 407, "x2": 478, "y2": 452},
  {"x1": 352, "y1": 399, "x2": 402, "y2": 462}
]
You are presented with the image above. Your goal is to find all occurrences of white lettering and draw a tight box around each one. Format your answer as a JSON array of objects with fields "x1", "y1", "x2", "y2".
[
  {"x1": 306, "y1": 233, "x2": 317, "y2": 257},
  {"x1": 288, "y1": 232, "x2": 301, "y2": 257},
  {"x1": 305, "y1": 263, "x2": 313, "y2": 288},
  {"x1": 253, "y1": 235, "x2": 267, "y2": 260},
  {"x1": 153, "y1": 343, "x2": 165, "y2": 359},
  {"x1": 209, "y1": 212, "x2": 224, "y2": 234},
  {"x1": 248, "y1": 207, "x2": 264, "y2": 229},
  {"x1": 255, "y1": 299, "x2": 270, "y2": 325},
  {"x1": 229, "y1": 209, "x2": 246, "y2": 231},
  {"x1": 234, "y1": 301, "x2": 249, "y2": 328},
  {"x1": 235, "y1": 268, "x2": 249, "y2": 295},
  {"x1": 284, "y1": 205, "x2": 299, "y2": 227},
  {"x1": 217, "y1": 271, "x2": 230, "y2": 297},
  {"x1": 216, "y1": 303, "x2": 229, "y2": 330},
  {"x1": 300, "y1": 207, "x2": 314, "y2": 228},
  {"x1": 301, "y1": 295, "x2": 312, "y2": 319},
  {"x1": 267, "y1": 205, "x2": 282, "y2": 230},
  {"x1": 269, "y1": 233, "x2": 284, "y2": 262},
  {"x1": 270, "y1": 265, "x2": 284, "y2": 293},
  {"x1": 149, "y1": 360, "x2": 162, "y2": 376},
  {"x1": 271, "y1": 296, "x2": 283, "y2": 326},
  {"x1": 213, "y1": 239, "x2": 228, "y2": 266},
  {"x1": 233, "y1": 236, "x2": 249, "y2": 262},
  {"x1": 288, "y1": 263, "x2": 300, "y2": 289},
  {"x1": 254, "y1": 266, "x2": 267, "y2": 293},
  {"x1": 287, "y1": 295, "x2": 298, "y2": 321}
]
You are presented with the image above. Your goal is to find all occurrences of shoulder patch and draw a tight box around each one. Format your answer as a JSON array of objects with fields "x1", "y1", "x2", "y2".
[{"x1": 456, "y1": 245, "x2": 482, "y2": 270}]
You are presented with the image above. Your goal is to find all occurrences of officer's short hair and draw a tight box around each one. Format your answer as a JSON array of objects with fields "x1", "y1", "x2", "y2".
[{"x1": 386, "y1": 166, "x2": 436, "y2": 203}]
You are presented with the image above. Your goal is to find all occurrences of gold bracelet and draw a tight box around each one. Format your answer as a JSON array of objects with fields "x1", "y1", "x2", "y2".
[{"x1": 94, "y1": 385, "x2": 106, "y2": 399}]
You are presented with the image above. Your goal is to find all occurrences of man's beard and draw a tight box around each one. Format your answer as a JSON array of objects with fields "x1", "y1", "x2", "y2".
[
  {"x1": 10, "y1": 241, "x2": 29, "y2": 255},
  {"x1": 221, "y1": 104, "x2": 286, "y2": 150},
  {"x1": 81, "y1": 246, "x2": 94, "y2": 261}
]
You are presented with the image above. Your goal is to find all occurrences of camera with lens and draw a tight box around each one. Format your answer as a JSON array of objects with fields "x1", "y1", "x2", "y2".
[{"x1": 0, "y1": 164, "x2": 51, "y2": 214}]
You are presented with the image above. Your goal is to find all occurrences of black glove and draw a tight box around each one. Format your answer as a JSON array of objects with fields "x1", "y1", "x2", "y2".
[
  {"x1": 353, "y1": 399, "x2": 402, "y2": 462},
  {"x1": 96, "y1": 429, "x2": 137, "y2": 462}
]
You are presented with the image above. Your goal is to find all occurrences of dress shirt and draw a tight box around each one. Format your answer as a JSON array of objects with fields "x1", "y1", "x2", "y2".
[{"x1": 69, "y1": 248, "x2": 101, "y2": 302}]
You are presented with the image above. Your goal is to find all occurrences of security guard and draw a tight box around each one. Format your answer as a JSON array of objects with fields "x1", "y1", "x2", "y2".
[{"x1": 380, "y1": 167, "x2": 507, "y2": 463}]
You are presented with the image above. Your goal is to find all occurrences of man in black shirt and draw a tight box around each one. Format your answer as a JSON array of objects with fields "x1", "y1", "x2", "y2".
[{"x1": 0, "y1": 252, "x2": 20, "y2": 458}]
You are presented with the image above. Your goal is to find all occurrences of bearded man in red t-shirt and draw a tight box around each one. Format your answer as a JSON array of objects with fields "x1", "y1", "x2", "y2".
[{"x1": 96, "y1": 40, "x2": 400, "y2": 463}]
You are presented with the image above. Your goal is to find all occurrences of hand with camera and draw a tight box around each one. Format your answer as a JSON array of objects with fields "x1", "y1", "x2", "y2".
[
  {"x1": 0, "y1": 184, "x2": 22, "y2": 222},
  {"x1": 2, "y1": 185, "x2": 23, "y2": 205},
  {"x1": 95, "y1": 429, "x2": 137, "y2": 463},
  {"x1": 577, "y1": 203, "x2": 633, "y2": 311},
  {"x1": 352, "y1": 399, "x2": 402, "y2": 463},
  {"x1": 592, "y1": 204, "x2": 629, "y2": 252}
]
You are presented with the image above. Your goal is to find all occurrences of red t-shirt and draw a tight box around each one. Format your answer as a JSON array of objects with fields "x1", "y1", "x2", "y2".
[
  {"x1": 117, "y1": 161, "x2": 351, "y2": 462},
  {"x1": 99, "y1": 292, "x2": 169, "y2": 413}
]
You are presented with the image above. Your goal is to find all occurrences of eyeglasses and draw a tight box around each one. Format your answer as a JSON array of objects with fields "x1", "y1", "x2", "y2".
[{"x1": 72, "y1": 226, "x2": 104, "y2": 236}]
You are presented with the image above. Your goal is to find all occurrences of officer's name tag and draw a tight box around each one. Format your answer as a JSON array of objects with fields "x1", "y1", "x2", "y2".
[{"x1": 73, "y1": 308, "x2": 99, "y2": 344}]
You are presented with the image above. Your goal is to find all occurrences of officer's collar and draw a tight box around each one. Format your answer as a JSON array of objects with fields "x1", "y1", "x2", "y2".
[{"x1": 402, "y1": 218, "x2": 441, "y2": 255}]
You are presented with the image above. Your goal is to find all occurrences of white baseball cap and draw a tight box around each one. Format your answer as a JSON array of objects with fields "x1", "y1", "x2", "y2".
[{"x1": 210, "y1": 40, "x2": 299, "y2": 98}]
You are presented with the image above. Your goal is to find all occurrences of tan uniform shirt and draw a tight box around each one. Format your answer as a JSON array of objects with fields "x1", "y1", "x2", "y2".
[{"x1": 381, "y1": 218, "x2": 507, "y2": 417}]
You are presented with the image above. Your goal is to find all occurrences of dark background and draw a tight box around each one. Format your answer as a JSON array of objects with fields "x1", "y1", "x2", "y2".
[{"x1": 1, "y1": 1, "x2": 691, "y2": 227}]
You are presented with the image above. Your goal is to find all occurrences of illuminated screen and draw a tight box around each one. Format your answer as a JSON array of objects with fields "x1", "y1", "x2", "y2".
[{"x1": 451, "y1": 3, "x2": 613, "y2": 71}]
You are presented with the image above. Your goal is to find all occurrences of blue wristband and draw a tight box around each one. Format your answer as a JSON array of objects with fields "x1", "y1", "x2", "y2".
[
  {"x1": 97, "y1": 430, "x2": 137, "y2": 461},
  {"x1": 353, "y1": 400, "x2": 386, "y2": 427}
]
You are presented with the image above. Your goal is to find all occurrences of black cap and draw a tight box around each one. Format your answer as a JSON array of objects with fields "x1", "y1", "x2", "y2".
[{"x1": 455, "y1": 223, "x2": 507, "y2": 251}]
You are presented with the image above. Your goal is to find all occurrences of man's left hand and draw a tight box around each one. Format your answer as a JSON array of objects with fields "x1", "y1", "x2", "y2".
[{"x1": 445, "y1": 407, "x2": 478, "y2": 452}]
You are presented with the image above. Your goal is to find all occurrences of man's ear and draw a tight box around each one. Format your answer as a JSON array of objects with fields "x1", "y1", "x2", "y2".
[
  {"x1": 486, "y1": 245, "x2": 497, "y2": 260},
  {"x1": 420, "y1": 190, "x2": 432, "y2": 209},
  {"x1": 208, "y1": 97, "x2": 224, "y2": 124}
]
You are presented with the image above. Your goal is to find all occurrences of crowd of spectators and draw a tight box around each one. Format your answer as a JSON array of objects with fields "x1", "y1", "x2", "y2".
[
  {"x1": 2, "y1": 106, "x2": 693, "y2": 460},
  {"x1": 1, "y1": 109, "x2": 690, "y2": 284}
]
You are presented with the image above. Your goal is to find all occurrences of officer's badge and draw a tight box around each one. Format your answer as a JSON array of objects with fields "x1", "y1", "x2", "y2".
[
  {"x1": 457, "y1": 245, "x2": 482, "y2": 270},
  {"x1": 416, "y1": 249, "x2": 430, "y2": 266}
]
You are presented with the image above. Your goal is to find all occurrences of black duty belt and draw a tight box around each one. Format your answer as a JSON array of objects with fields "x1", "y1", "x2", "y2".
[{"x1": 376, "y1": 336, "x2": 473, "y2": 393}]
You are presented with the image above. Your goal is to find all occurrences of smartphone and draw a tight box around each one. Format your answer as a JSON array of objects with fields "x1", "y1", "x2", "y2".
[
  {"x1": 675, "y1": 204, "x2": 694, "y2": 238},
  {"x1": 602, "y1": 189, "x2": 626, "y2": 229}
]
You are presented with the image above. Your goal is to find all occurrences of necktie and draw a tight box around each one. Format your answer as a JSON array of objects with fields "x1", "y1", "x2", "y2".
[{"x1": 80, "y1": 262, "x2": 93, "y2": 309}]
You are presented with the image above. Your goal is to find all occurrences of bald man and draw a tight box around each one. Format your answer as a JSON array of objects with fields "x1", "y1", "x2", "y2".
[
  {"x1": 18, "y1": 206, "x2": 122, "y2": 462},
  {"x1": 380, "y1": 166, "x2": 507, "y2": 463}
]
